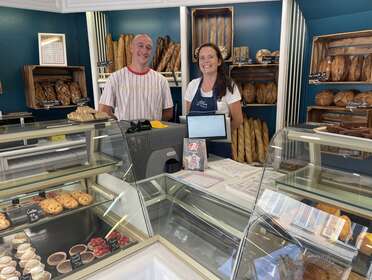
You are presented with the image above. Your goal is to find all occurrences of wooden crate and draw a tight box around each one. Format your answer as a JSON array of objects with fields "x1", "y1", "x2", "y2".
[
  {"x1": 23, "y1": 65, "x2": 87, "y2": 109},
  {"x1": 229, "y1": 64, "x2": 278, "y2": 83},
  {"x1": 309, "y1": 29, "x2": 372, "y2": 84},
  {"x1": 191, "y1": 7, "x2": 233, "y2": 62},
  {"x1": 307, "y1": 106, "x2": 372, "y2": 127}
]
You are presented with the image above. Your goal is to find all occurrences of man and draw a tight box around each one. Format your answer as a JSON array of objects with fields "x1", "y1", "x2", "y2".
[{"x1": 99, "y1": 34, "x2": 174, "y2": 121}]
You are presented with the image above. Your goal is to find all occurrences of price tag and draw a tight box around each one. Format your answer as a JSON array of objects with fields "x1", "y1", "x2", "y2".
[
  {"x1": 71, "y1": 253, "x2": 84, "y2": 269},
  {"x1": 20, "y1": 273, "x2": 32, "y2": 280},
  {"x1": 309, "y1": 72, "x2": 329, "y2": 82},
  {"x1": 26, "y1": 207, "x2": 41, "y2": 223},
  {"x1": 262, "y1": 56, "x2": 276, "y2": 64},
  {"x1": 108, "y1": 238, "x2": 120, "y2": 252},
  {"x1": 97, "y1": 60, "x2": 112, "y2": 67}
]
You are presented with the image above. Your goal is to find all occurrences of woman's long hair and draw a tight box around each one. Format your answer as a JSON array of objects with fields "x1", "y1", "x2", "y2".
[{"x1": 196, "y1": 43, "x2": 234, "y2": 99}]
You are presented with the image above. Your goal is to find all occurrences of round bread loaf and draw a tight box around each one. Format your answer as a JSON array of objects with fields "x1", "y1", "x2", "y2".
[
  {"x1": 255, "y1": 49, "x2": 271, "y2": 64},
  {"x1": 255, "y1": 83, "x2": 267, "y2": 104},
  {"x1": 334, "y1": 90, "x2": 354, "y2": 107},
  {"x1": 348, "y1": 55, "x2": 363, "y2": 81},
  {"x1": 315, "y1": 90, "x2": 334, "y2": 106},
  {"x1": 266, "y1": 82, "x2": 277, "y2": 104},
  {"x1": 331, "y1": 55, "x2": 350, "y2": 81}
]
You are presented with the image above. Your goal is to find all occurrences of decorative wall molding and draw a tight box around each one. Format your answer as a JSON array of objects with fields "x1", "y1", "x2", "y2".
[{"x1": 0, "y1": 0, "x2": 280, "y2": 13}]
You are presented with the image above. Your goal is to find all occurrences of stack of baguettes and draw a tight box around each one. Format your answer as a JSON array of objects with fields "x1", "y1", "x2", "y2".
[
  {"x1": 231, "y1": 115, "x2": 270, "y2": 164},
  {"x1": 105, "y1": 33, "x2": 181, "y2": 73}
]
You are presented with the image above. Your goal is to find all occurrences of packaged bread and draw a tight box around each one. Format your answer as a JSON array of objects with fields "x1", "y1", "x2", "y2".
[
  {"x1": 237, "y1": 124, "x2": 245, "y2": 163},
  {"x1": 338, "y1": 215, "x2": 352, "y2": 241},
  {"x1": 318, "y1": 57, "x2": 332, "y2": 81},
  {"x1": 69, "y1": 82, "x2": 82, "y2": 104},
  {"x1": 357, "y1": 232, "x2": 372, "y2": 256},
  {"x1": 35, "y1": 82, "x2": 46, "y2": 106},
  {"x1": 348, "y1": 55, "x2": 363, "y2": 81},
  {"x1": 331, "y1": 55, "x2": 350, "y2": 81},
  {"x1": 255, "y1": 83, "x2": 267, "y2": 104},
  {"x1": 255, "y1": 49, "x2": 271, "y2": 64},
  {"x1": 266, "y1": 82, "x2": 277, "y2": 104},
  {"x1": 242, "y1": 83, "x2": 255, "y2": 103},
  {"x1": 55, "y1": 80, "x2": 71, "y2": 106},
  {"x1": 333, "y1": 90, "x2": 354, "y2": 107},
  {"x1": 315, "y1": 90, "x2": 334, "y2": 106},
  {"x1": 361, "y1": 54, "x2": 372, "y2": 81},
  {"x1": 316, "y1": 203, "x2": 340, "y2": 216},
  {"x1": 243, "y1": 117, "x2": 253, "y2": 163},
  {"x1": 231, "y1": 128, "x2": 238, "y2": 161},
  {"x1": 42, "y1": 82, "x2": 57, "y2": 101}
]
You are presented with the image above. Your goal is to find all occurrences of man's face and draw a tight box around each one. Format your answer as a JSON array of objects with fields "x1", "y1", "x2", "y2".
[{"x1": 130, "y1": 36, "x2": 153, "y2": 66}]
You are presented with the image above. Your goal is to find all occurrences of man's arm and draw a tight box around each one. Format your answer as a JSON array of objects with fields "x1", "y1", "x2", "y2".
[
  {"x1": 98, "y1": 104, "x2": 117, "y2": 119},
  {"x1": 162, "y1": 107, "x2": 173, "y2": 121}
]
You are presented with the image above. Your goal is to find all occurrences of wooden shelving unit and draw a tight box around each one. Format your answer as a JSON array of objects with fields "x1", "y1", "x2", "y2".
[{"x1": 230, "y1": 64, "x2": 278, "y2": 82}]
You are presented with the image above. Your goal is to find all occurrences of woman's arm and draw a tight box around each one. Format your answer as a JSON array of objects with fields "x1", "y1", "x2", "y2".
[
  {"x1": 229, "y1": 101, "x2": 243, "y2": 129},
  {"x1": 185, "y1": 101, "x2": 191, "y2": 114}
]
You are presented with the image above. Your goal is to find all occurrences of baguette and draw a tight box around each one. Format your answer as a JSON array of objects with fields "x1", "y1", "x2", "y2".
[
  {"x1": 174, "y1": 48, "x2": 181, "y2": 72},
  {"x1": 209, "y1": 16, "x2": 217, "y2": 45},
  {"x1": 231, "y1": 128, "x2": 238, "y2": 161},
  {"x1": 362, "y1": 54, "x2": 372, "y2": 81},
  {"x1": 113, "y1": 40, "x2": 119, "y2": 71},
  {"x1": 166, "y1": 44, "x2": 180, "y2": 72},
  {"x1": 217, "y1": 15, "x2": 225, "y2": 47},
  {"x1": 105, "y1": 33, "x2": 115, "y2": 73},
  {"x1": 244, "y1": 116, "x2": 253, "y2": 163},
  {"x1": 254, "y1": 119, "x2": 265, "y2": 163},
  {"x1": 125, "y1": 34, "x2": 134, "y2": 66},
  {"x1": 262, "y1": 121, "x2": 269, "y2": 159},
  {"x1": 117, "y1": 35, "x2": 125, "y2": 70},
  {"x1": 249, "y1": 118, "x2": 257, "y2": 162},
  {"x1": 225, "y1": 16, "x2": 232, "y2": 59},
  {"x1": 237, "y1": 124, "x2": 245, "y2": 163},
  {"x1": 156, "y1": 43, "x2": 175, "y2": 72},
  {"x1": 348, "y1": 56, "x2": 363, "y2": 81}
]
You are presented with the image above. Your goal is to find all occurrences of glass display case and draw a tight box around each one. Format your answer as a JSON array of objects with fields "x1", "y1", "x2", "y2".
[
  {"x1": 0, "y1": 120, "x2": 151, "y2": 279},
  {"x1": 232, "y1": 126, "x2": 372, "y2": 280}
]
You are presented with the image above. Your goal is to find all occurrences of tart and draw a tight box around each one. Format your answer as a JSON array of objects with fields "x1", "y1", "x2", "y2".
[
  {"x1": 69, "y1": 244, "x2": 87, "y2": 257},
  {"x1": 80, "y1": 252, "x2": 95, "y2": 264},
  {"x1": 56, "y1": 260, "x2": 72, "y2": 274},
  {"x1": 47, "y1": 252, "x2": 67, "y2": 266}
]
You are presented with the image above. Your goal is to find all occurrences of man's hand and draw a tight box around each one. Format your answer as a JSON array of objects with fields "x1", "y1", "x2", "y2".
[
  {"x1": 162, "y1": 107, "x2": 173, "y2": 121},
  {"x1": 98, "y1": 104, "x2": 117, "y2": 120}
]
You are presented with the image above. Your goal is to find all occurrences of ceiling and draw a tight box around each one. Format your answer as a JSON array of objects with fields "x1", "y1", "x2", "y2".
[
  {"x1": 297, "y1": 0, "x2": 372, "y2": 20},
  {"x1": 0, "y1": 0, "x2": 280, "y2": 13}
]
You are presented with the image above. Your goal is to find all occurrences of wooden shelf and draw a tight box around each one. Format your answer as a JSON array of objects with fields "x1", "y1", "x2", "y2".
[
  {"x1": 230, "y1": 63, "x2": 278, "y2": 82},
  {"x1": 242, "y1": 103, "x2": 277, "y2": 107},
  {"x1": 231, "y1": 63, "x2": 278, "y2": 68},
  {"x1": 309, "y1": 81, "x2": 372, "y2": 85}
]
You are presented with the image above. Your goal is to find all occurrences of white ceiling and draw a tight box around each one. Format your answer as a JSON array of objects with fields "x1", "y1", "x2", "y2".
[{"x1": 0, "y1": 0, "x2": 280, "y2": 13}]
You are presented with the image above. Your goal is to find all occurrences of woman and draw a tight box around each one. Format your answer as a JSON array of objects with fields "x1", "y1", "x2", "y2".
[{"x1": 185, "y1": 43, "x2": 243, "y2": 129}]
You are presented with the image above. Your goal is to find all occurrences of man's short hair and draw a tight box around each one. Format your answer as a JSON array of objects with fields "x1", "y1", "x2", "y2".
[{"x1": 132, "y1": 34, "x2": 153, "y2": 46}]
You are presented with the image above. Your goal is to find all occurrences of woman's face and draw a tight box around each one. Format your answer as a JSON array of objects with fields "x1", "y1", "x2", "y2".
[{"x1": 198, "y1": 46, "x2": 221, "y2": 76}]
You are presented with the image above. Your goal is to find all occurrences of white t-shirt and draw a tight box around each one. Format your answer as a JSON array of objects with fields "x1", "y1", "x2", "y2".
[
  {"x1": 99, "y1": 67, "x2": 173, "y2": 120},
  {"x1": 185, "y1": 78, "x2": 241, "y2": 115}
]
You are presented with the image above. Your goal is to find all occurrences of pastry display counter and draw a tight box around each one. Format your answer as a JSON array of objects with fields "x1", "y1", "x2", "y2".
[{"x1": 232, "y1": 126, "x2": 372, "y2": 280}]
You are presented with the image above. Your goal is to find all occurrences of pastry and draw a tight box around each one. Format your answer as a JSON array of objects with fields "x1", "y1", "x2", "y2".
[
  {"x1": 315, "y1": 90, "x2": 334, "y2": 106},
  {"x1": 55, "y1": 80, "x2": 71, "y2": 106},
  {"x1": 316, "y1": 203, "x2": 340, "y2": 216},
  {"x1": 56, "y1": 260, "x2": 72, "y2": 274},
  {"x1": 331, "y1": 55, "x2": 350, "y2": 81},
  {"x1": 69, "y1": 82, "x2": 82, "y2": 104},
  {"x1": 39, "y1": 198, "x2": 63, "y2": 215},
  {"x1": 67, "y1": 111, "x2": 94, "y2": 122},
  {"x1": 77, "y1": 193, "x2": 93, "y2": 206},
  {"x1": 80, "y1": 252, "x2": 95, "y2": 264},
  {"x1": 47, "y1": 252, "x2": 66, "y2": 266},
  {"x1": 357, "y1": 232, "x2": 372, "y2": 256},
  {"x1": 0, "y1": 219, "x2": 10, "y2": 230},
  {"x1": 333, "y1": 90, "x2": 354, "y2": 107},
  {"x1": 338, "y1": 215, "x2": 352, "y2": 241},
  {"x1": 94, "y1": 111, "x2": 110, "y2": 120},
  {"x1": 76, "y1": 106, "x2": 96, "y2": 114},
  {"x1": 69, "y1": 244, "x2": 87, "y2": 257}
]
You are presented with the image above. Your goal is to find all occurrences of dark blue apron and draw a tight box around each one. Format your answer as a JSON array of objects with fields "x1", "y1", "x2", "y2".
[{"x1": 189, "y1": 79, "x2": 218, "y2": 115}]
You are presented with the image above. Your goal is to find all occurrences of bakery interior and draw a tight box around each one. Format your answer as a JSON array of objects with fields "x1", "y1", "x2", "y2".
[{"x1": 0, "y1": 0, "x2": 371, "y2": 279}]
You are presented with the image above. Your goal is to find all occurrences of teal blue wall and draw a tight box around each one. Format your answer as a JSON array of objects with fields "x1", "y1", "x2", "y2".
[
  {"x1": 301, "y1": 10, "x2": 372, "y2": 122},
  {"x1": 0, "y1": 7, "x2": 92, "y2": 120}
]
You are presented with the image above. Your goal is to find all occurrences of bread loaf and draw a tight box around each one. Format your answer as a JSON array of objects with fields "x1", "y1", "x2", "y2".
[
  {"x1": 249, "y1": 118, "x2": 257, "y2": 162},
  {"x1": 42, "y1": 82, "x2": 57, "y2": 101},
  {"x1": 354, "y1": 91, "x2": 372, "y2": 105},
  {"x1": 266, "y1": 82, "x2": 277, "y2": 104},
  {"x1": 348, "y1": 56, "x2": 363, "y2": 81},
  {"x1": 113, "y1": 40, "x2": 119, "y2": 71},
  {"x1": 125, "y1": 34, "x2": 134, "y2": 66},
  {"x1": 256, "y1": 49, "x2": 271, "y2": 64},
  {"x1": 318, "y1": 57, "x2": 332, "y2": 81},
  {"x1": 254, "y1": 119, "x2": 265, "y2": 163},
  {"x1": 243, "y1": 117, "x2": 253, "y2": 163},
  {"x1": 117, "y1": 35, "x2": 125, "y2": 70},
  {"x1": 362, "y1": 54, "x2": 372, "y2": 81},
  {"x1": 231, "y1": 128, "x2": 238, "y2": 161},
  {"x1": 255, "y1": 83, "x2": 267, "y2": 104},
  {"x1": 237, "y1": 124, "x2": 245, "y2": 163},
  {"x1": 334, "y1": 90, "x2": 354, "y2": 107},
  {"x1": 69, "y1": 82, "x2": 82, "y2": 104},
  {"x1": 105, "y1": 34, "x2": 115, "y2": 73},
  {"x1": 262, "y1": 121, "x2": 269, "y2": 158},
  {"x1": 55, "y1": 80, "x2": 71, "y2": 106},
  {"x1": 35, "y1": 82, "x2": 45, "y2": 107},
  {"x1": 243, "y1": 83, "x2": 255, "y2": 103},
  {"x1": 331, "y1": 55, "x2": 350, "y2": 81},
  {"x1": 157, "y1": 42, "x2": 175, "y2": 72},
  {"x1": 315, "y1": 90, "x2": 334, "y2": 106}
]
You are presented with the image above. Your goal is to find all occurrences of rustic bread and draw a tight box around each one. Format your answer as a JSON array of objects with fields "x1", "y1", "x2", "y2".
[
  {"x1": 331, "y1": 55, "x2": 350, "y2": 81},
  {"x1": 315, "y1": 90, "x2": 334, "y2": 106},
  {"x1": 333, "y1": 90, "x2": 354, "y2": 107},
  {"x1": 348, "y1": 55, "x2": 363, "y2": 81},
  {"x1": 362, "y1": 54, "x2": 372, "y2": 81},
  {"x1": 55, "y1": 80, "x2": 71, "y2": 106},
  {"x1": 266, "y1": 82, "x2": 277, "y2": 104},
  {"x1": 69, "y1": 82, "x2": 82, "y2": 104},
  {"x1": 42, "y1": 82, "x2": 57, "y2": 101},
  {"x1": 35, "y1": 82, "x2": 46, "y2": 107},
  {"x1": 255, "y1": 83, "x2": 267, "y2": 104},
  {"x1": 243, "y1": 83, "x2": 255, "y2": 103}
]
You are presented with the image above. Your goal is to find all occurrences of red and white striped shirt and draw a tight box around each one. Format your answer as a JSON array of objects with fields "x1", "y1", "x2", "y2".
[{"x1": 99, "y1": 67, "x2": 173, "y2": 120}]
